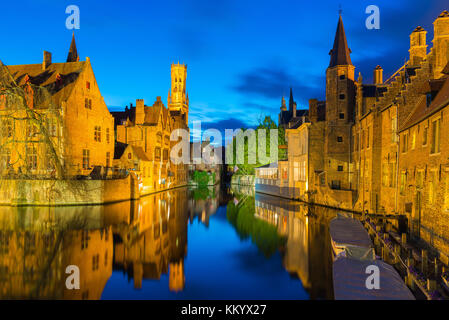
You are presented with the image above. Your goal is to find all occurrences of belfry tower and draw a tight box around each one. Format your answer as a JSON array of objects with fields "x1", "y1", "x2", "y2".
[
  {"x1": 168, "y1": 63, "x2": 189, "y2": 124},
  {"x1": 324, "y1": 15, "x2": 356, "y2": 191}
]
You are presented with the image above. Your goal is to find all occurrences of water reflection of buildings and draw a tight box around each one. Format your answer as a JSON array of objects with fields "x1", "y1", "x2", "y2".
[
  {"x1": 0, "y1": 186, "x2": 210, "y2": 298},
  {"x1": 111, "y1": 188, "x2": 189, "y2": 292},
  {"x1": 0, "y1": 206, "x2": 112, "y2": 299},
  {"x1": 254, "y1": 193, "x2": 335, "y2": 299},
  {"x1": 187, "y1": 186, "x2": 220, "y2": 227}
]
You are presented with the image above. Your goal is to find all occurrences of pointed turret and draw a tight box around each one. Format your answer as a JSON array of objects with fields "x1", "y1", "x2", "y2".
[
  {"x1": 66, "y1": 33, "x2": 79, "y2": 62},
  {"x1": 329, "y1": 15, "x2": 352, "y2": 68},
  {"x1": 280, "y1": 96, "x2": 287, "y2": 111},
  {"x1": 288, "y1": 88, "x2": 295, "y2": 111}
]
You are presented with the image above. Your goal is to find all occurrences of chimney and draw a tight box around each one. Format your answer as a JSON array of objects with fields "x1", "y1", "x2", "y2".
[
  {"x1": 136, "y1": 99, "x2": 145, "y2": 125},
  {"x1": 409, "y1": 26, "x2": 427, "y2": 66},
  {"x1": 433, "y1": 11, "x2": 449, "y2": 78},
  {"x1": 43, "y1": 51, "x2": 52, "y2": 70},
  {"x1": 309, "y1": 99, "x2": 318, "y2": 123},
  {"x1": 374, "y1": 65, "x2": 383, "y2": 85}
]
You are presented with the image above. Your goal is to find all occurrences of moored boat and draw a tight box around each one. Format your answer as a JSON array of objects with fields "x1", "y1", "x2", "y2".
[{"x1": 329, "y1": 213, "x2": 372, "y2": 259}]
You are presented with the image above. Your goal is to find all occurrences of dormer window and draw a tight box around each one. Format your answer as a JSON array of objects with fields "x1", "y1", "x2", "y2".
[
  {"x1": 426, "y1": 93, "x2": 432, "y2": 108},
  {"x1": 56, "y1": 73, "x2": 62, "y2": 87}
]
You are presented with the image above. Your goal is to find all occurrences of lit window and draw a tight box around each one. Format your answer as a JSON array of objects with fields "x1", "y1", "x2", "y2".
[
  {"x1": 82, "y1": 149, "x2": 90, "y2": 169},
  {"x1": 86, "y1": 81, "x2": 91, "y2": 90},
  {"x1": 431, "y1": 119, "x2": 441, "y2": 154}
]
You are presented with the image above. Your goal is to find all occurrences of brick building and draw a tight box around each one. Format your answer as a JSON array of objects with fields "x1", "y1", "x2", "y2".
[
  {"x1": 0, "y1": 34, "x2": 114, "y2": 177},
  {"x1": 279, "y1": 11, "x2": 449, "y2": 256},
  {"x1": 113, "y1": 64, "x2": 189, "y2": 193}
]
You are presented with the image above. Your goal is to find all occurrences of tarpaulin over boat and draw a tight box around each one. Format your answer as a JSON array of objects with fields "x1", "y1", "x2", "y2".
[
  {"x1": 330, "y1": 215, "x2": 372, "y2": 248},
  {"x1": 333, "y1": 257, "x2": 415, "y2": 300}
]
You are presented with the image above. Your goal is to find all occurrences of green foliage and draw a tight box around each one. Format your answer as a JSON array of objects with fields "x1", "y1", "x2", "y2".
[
  {"x1": 226, "y1": 196, "x2": 286, "y2": 257},
  {"x1": 227, "y1": 115, "x2": 286, "y2": 176},
  {"x1": 192, "y1": 171, "x2": 210, "y2": 186},
  {"x1": 192, "y1": 186, "x2": 215, "y2": 200}
]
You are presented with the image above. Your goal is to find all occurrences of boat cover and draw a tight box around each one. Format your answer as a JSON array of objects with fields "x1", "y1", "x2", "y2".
[
  {"x1": 333, "y1": 257, "x2": 415, "y2": 300},
  {"x1": 330, "y1": 216, "x2": 372, "y2": 248}
]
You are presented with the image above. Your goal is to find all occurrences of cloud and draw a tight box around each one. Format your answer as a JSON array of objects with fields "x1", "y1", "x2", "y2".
[{"x1": 231, "y1": 65, "x2": 325, "y2": 108}]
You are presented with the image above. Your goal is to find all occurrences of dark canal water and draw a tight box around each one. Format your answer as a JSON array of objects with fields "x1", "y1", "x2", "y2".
[{"x1": 0, "y1": 185, "x2": 337, "y2": 299}]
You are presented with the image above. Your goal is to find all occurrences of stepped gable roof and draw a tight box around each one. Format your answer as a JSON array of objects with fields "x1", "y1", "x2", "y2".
[
  {"x1": 144, "y1": 99, "x2": 169, "y2": 127},
  {"x1": 6, "y1": 61, "x2": 85, "y2": 108},
  {"x1": 399, "y1": 76, "x2": 449, "y2": 132},
  {"x1": 329, "y1": 15, "x2": 352, "y2": 67}
]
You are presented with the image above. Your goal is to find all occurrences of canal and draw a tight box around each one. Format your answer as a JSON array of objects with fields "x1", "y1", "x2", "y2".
[{"x1": 0, "y1": 185, "x2": 338, "y2": 300}]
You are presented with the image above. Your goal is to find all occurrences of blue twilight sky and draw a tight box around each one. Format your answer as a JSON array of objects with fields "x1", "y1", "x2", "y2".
[{"x1": 0, "y1": 0, "x2": 448, "y2": 134}]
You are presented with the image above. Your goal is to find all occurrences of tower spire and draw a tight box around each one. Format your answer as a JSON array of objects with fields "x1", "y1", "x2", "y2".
[
  {"x1": 329, "y1": 15, "x2": 352, "y2": 67},
  {"x1": 66, "y1": 32, "x2": 79, "y2": 62},
  {"x1": 288, "y1": 87, "x2": 295, "y2": 111}
]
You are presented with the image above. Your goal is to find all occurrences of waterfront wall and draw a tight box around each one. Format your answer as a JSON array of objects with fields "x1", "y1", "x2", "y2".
[{"x1": 0, "y1": 174, "x2": 168, "y2": 206}]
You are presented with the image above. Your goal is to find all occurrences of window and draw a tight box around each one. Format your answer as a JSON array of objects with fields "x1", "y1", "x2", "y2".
[
  {"x1": 339, "y1": 94, "x2": 345, "y2": 100},
  {"x1": 85, "y1": 98, "x2": 92, "y2": 109},
  {"x1": 429, "y1": 171, "x2": 437, "y2": 205},
  {"x1": 94, "y1": 126, "x2": 101, "y2": 142},
  {"x1": 106, "y1": 152, "x2": 110, "y2": 167},
  {"x1": 423, "y1": 126, "x2": 428, "y2": 146},
  {"x1": 26, "y1": 125, "x2": 37, "y2": 138},
  {"x1": 416, "y1": 170, "x2": 424, "y2": 189},
  {"x1": 92, "y1": 254, "x2": 99, "y2": 271},
  {"x1": 339, "y1": 75, "x2": 346, "y2": 80},
  {"x1": 339, "y1": 113, "x2": 345, "y2": 119},
  {"x1": 400, "y1": 172, "x2": 406, "y2": 195},
  {"x1": 401, "y1": 133, "x2": 408, "y2": 153},
  {"x1": 47, "y1": 118, "x2": 57, "y2": 137},
  {"x1": 1, "y1": 148, "x2": 11, "y2": 171},
  {"x1": 27, "y1": 147, "x2": 37, "y2": 171},
  {"x1": 338, "y1": 165, "x2": 344, "y2": 172},
  {"x1": 82, "y1": 149, "x2": 90, "y2": 169},
  {"x1": 86, "y1": 81, "x2": 91, "y2": 90},
  {"x1": 389, "y1": 162, "x2": 396, "y2": 187},
  {"x1": 128, "y1": 152, "x2": 132, "y2": 160},
  {"x1": 81, "y1": 230, "x2": 89, "y2": 249},
  {"x1": 294, "y1": 162, "x2": 299, "y2": 181},
  {"x1": 106, "y1": 128, "x2": 110, "y2": 144},
  {"x1": 382, "y1": 163, "x2": 388, "y2": 187},
  {"x1": 163, "y1": 149, "x2": 169, "y2": 161},
  {"x1": 331, "y1": 180, "x2": 341, "y2": 190},
  {"x1": 391, "y1": 117, "x2": 397, "y2": 143},
  {"x1": 444, "y1": 172, "x2": 449, "y2": 210},
  {"x1": 426, "y1": 93, "x2": 432, "y2": 108},
  {"x1": 337, "y1": 136, "x2": 343, "y2": 143},
  {"x1": 431, "y1": 118, "x2": 441, "y2": 154},
  {"x1": 155, "y1": 147, "x2": 161, "y2": 161}
]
